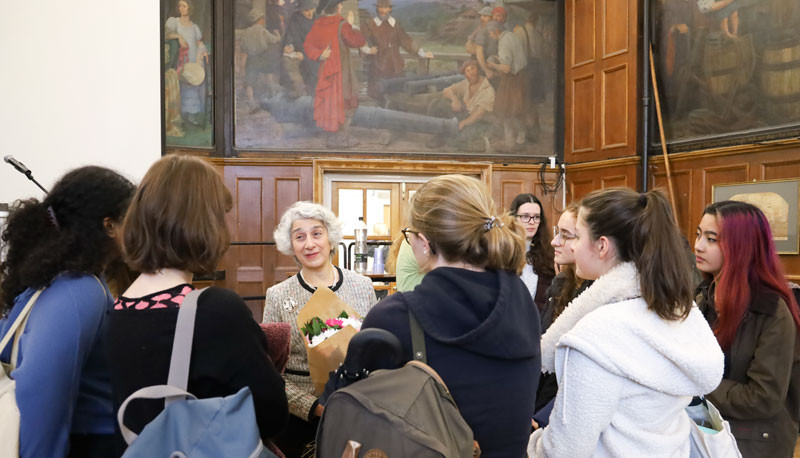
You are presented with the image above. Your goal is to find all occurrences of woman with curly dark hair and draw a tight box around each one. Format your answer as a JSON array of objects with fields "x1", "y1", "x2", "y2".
[
  {"x1": 509, "y1": 193, "x2": 555, "y2": 311},
  {"x1": 0, "y1": 166, "x2": 135, "y2": 458}
]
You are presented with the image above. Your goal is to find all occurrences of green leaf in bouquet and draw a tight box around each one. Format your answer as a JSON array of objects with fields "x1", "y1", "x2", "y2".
[{"x1": 338, "y1": 311, "x2": 349, "y2": 319}]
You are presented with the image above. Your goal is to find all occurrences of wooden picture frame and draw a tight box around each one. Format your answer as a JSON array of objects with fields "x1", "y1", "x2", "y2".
[{"x1": 712, "y1": 178, "x2": 800, "y2": 254}]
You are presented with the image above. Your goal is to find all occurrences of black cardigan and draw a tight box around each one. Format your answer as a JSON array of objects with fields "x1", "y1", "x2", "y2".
[{"x1": 107, "y1": 286, "x2": 288, "y2": 451}]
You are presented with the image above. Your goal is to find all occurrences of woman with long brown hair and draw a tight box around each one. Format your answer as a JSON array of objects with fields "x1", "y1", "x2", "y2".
[
  {"x1": 529, "y1": 188, "x2": 723, "y2": 456},
  {"x1": 509, "y1": 193, "x2": 555, "y2": 312},
  {"x1": 533, "y1": 203, "x2": 592, "y2": 428}
]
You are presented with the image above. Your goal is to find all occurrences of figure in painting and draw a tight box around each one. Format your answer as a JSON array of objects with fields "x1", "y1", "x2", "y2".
[
  {"x1": 361, "y1": 0, "x2": 434, "y2": 104},
  {"x1": 165, "y1": 0, "x2": 209, "y2": 127},
  {"x1": 487, "y1": 21, "x2": 529, "y2": 151},
  {"x1": 515, "y1": 13, "x2": 548, "y2": 139},
  {"x1": 698, "y1": 0, "x2": 739, "y2": 37},
  {"x1": 304, "y1": 0, "x2": 366, "y2": 147},
  {"x1": 281, "y1": 0, "x2": 319, "y2": 98},
  {"x1": 241, "y1": 9, "x2": 282, "y2": 110},
  {"x1": 466, "y1": 7, "x2": 493, "y2": 57},
  {"x1": 426, "y1": 60, "x2": 495, "y2": 152}
]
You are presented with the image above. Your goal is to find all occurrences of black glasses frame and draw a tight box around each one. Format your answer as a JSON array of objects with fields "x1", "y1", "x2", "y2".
[{"x1": 515, "y1": 214, "x2": 541, "y2": 224}]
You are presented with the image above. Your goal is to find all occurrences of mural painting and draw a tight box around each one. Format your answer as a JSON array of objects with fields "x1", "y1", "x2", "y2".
[
  {"x1": 654, "y1": 0, "x2": 800, "y2": 147},
  {"x1": 232, "y1": 0, "x2": 558, "y2": 155}
]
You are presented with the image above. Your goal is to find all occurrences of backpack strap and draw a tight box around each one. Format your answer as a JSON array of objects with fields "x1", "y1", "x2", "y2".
[
  {"x1": 408, "y1": 307, "x2": 427, "y2": 364},
  {"x1": 1, "y1": 289, "x2": 44, "y2": 370},
  {"x1": 165, "y1": 287, "x2": 206, "y2": 407}
]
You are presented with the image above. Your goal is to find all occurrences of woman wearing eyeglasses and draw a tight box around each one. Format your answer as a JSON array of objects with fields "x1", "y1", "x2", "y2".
[
  {"x1": 533, "y1": 203, "x2": 593, "y2": 428},
  {"x1": 509, "y1": 194, "x2": 555, "y2": 312},
  {"x1": 363, "y1": 175, "x2": 541, "y2": 458}
]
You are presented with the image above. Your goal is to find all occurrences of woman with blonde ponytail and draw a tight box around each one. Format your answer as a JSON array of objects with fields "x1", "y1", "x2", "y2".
[
  {"x1": 362, "y1": 174, "x2": 541, "y2": 458},
  {"x1": 529, "y1": 187, "x2": 724, "y2": 457}
]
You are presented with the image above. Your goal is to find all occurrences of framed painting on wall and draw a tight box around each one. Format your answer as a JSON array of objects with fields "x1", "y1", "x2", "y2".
[
  {"x1": 162, "y1": 0, "x2": 215, "y2": 148},
  {"x1": 712, "y1": 178, "x2": 800, "y2": 254},
  {"x1": 652, "y1": 0, "x2": 800, "y2": 152},
  {"x1": 231, "y1": 0, "x2": 560, "y2": 158}
]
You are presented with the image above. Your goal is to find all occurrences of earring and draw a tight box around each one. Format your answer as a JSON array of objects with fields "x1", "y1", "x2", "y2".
[{"x1": 423, "y1": 249, "x2": 428, "y2": 255}]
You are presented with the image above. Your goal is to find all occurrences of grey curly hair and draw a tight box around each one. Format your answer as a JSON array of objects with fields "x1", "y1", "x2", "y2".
[{"x1": 274, "y1": 201, "x2": 343, "y2": 256}]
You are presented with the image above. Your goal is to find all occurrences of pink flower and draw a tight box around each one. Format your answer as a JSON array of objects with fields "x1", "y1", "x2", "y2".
[{"x1": 325, "y1": 318, "x2": 344, "y2": 328}]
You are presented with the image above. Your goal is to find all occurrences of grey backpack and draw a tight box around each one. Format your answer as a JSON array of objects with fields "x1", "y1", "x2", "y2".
[{"x1": 315, "y1": 310, "x2": 477, "y2": 458}]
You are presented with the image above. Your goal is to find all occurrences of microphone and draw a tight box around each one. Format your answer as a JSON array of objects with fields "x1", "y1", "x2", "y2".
[
  {"x1": 4, "y1": 155, "x2": 48, "y2": 194},
  {"x1": 4, "y1": 155, "x2": 32, "y2": 177}
]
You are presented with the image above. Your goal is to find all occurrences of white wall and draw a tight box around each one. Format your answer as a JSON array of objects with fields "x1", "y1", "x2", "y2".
[{"x1": 0, "y1": 1, "x2": 161, "y2": 203}]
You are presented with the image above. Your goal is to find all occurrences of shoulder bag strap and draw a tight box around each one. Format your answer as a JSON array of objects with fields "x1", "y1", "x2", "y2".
[
  {"x1": 408, "y1": 306, "x2": 427, "y2": 364},
  {"x1": 165, "y1": 287, "x2": 207, "y2": 407},
  {"x1": 2, "y1": 289, "x2": 45, "y2": 371}
]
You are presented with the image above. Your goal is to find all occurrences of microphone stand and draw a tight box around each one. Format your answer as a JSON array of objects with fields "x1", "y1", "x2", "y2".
[
  {"x1": 4, "y1": 157, "x2": 49, "y2": 194},
  {"x1": 21, "y1": 172, "x2": 49, "y2": 195}
]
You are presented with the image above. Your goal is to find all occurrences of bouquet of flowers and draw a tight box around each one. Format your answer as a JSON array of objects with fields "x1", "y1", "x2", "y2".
[
  {"x1": 301, "y1": 311, "x2": 363, "y2": 347},
  {"x1": 295, "y1": 287, "x2": 363, "y2": 395}
]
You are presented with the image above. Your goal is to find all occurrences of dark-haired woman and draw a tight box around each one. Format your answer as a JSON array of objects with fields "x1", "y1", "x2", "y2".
[
  {"x1": 529, "y1": 188, "x2": 723, "y2": 457},
  {"x1": 108, "y1": 155, "x2": 288, "y2": 453},
  {"x1": 509, "y1": 193, "x2": 554, "y2": 312},
  {"x1": 363, "y1": 175, "x2": 541, "y2": 458},
  {"x1": 0, "y1": 166, "x2": 135, "y2": 458},
  {"x1": 695, "y1": 201, "x2": 800, "y2": 458},
  {"x1": 533, "y1": 203, "x2": 592, "y2": 427}
]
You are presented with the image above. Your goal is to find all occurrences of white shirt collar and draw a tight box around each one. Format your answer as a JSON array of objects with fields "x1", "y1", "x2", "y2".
[{"x1": 373, "y1": 16, "x2": 396, "y2": 27}]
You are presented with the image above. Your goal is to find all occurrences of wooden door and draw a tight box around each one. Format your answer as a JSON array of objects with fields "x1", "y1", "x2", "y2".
[{"x1": 564, "y1": 0, "x2": 639, "y2": 164}]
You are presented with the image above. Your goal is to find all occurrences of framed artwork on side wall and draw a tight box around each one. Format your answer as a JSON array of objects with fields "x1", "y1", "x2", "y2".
[
  {"x1": 713, "y1": 178, "x2": 800, "y2": 254},
  {"x1": 162, "y1": 0, "x2": 215, "y2": 149}
]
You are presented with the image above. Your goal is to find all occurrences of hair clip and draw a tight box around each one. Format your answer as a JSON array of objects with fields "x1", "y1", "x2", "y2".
[
  {"x1": 484, "y1": 216, "x2": 503, "y2": 231},
  {"x1": 47, "y1": 205, "x2": 60, "y2": 230}
]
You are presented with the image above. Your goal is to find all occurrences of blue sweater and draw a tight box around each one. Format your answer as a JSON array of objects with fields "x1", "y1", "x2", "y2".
[{"x1": 0, "y1": 274, "x2": 115, "y2": 458}]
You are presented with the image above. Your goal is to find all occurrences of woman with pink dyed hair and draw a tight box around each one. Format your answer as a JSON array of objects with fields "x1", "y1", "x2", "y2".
[{"x1": 695, "y1": 200, "x2": 800, "y2": 458}]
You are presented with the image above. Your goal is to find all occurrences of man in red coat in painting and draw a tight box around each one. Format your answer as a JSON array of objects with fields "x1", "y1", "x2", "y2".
[
  {"x1": 304, "y1": 0, "x2": 366, "y2": 147},
  {"x1": 362, "y1": 0, "x2": 433, "y2": 103}
]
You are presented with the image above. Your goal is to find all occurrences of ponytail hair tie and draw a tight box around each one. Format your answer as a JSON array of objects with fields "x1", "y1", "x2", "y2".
[
  {"x1": 638, "y1": 193, "x2": 647, "y2": 208},
  {"x1": 47, "y1": 205, "x2": 60, "y2": 230},
  {"x1": 484, "y1": 216, "x2": 503, "y2": 231}
]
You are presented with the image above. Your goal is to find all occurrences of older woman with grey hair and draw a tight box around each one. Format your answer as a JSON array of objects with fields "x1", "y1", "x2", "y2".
[{"x1": 262, "y1": 201, "x2": 377, "y2": 455}]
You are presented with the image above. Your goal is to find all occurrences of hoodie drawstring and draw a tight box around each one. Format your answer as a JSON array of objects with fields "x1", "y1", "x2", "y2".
[{"x1": 562, "y1": 347, "x2": 570, "y2": 425}]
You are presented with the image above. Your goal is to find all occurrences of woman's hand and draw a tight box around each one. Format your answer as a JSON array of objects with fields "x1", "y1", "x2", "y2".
[{"x1": 314, "y1": 403, "x2": 325, "y2": 417}]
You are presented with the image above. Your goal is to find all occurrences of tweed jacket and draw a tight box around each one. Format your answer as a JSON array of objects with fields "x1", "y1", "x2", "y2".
[{"x1": 262, "y1": 267, "x2": 377, "y2": 420}]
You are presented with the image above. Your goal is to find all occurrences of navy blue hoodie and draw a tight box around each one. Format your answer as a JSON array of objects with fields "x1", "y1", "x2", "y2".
[{"x1": 362, "y1": 267, "x2": 541, "y2": 458}]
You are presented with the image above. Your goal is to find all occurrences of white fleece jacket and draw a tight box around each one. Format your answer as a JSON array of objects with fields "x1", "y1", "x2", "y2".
[{"x1": 528, "y1": 262, "x2": 724, "y2": 458}]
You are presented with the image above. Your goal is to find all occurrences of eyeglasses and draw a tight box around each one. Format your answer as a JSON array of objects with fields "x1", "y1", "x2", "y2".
[
  {"x1": 401, "y1": 227, "x2": 420, "y2": 245},
  {"x1": 553, "y1": 230, "x2": 577, "y2": 245},
  {"x1": 515, "y1": 214, "x2": 541, "y2": 224}
]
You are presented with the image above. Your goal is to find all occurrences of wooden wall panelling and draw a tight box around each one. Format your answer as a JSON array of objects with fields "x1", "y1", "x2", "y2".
[
  {"x1": 564, "y1": 0, "x2": 638, "y2": 164},
  {"x1": 222, "y1": 163, "x2": 313, "y2": 319},
  {"x1": 491, "y1": 166, "x2": 565, "y2": 235},
  {"x1": 648, "y1": 143, "x2": 800, "y2": 279},
  {"x1": 565, "y1": 157, "x2": 641, "y2": 201}
]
